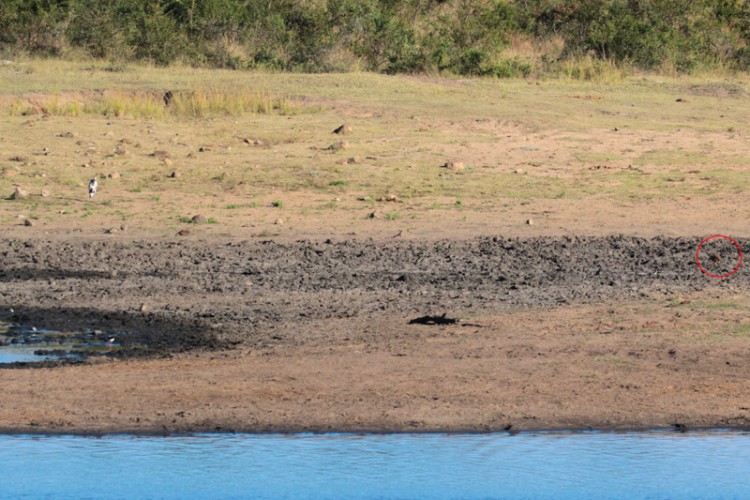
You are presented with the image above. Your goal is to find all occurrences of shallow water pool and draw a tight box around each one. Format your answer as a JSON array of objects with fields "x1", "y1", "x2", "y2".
[
  {"x1": 0, "y1": 321, "x2": 129, "y2": 364},
  {"x1": 2, "y1": 430, "x2": 750, "y2": 499},
  {"x1": 0, "y1": 346, "x2": 56, "y2": 363}
]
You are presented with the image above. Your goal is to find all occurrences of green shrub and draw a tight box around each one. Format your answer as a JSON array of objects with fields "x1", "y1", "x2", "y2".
[{"x1": 3, "y1": 0, "x2": 750, "y2": 75}]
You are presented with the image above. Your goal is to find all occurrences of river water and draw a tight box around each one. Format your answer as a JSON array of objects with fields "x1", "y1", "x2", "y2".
[{"x1": 2, "y1": 430, "x2": 749, "y2": 499}]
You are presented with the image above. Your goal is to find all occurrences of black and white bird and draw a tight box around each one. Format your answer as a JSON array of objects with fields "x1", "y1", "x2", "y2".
[{"x1": 88, "y1": 178, "x2": 97, "y2": 199}]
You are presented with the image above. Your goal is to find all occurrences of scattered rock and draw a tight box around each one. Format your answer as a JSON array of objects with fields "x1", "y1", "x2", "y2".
[
  {"x1": 198, "y1": 146, "x2": 211, "y2": 152},
  {"x1": 10, "y1": 186, "x2": 28, "y2": 199},
  {"x1": 347, "y1": 156, "x2": 362, "y2": 164},
  {"x1": 119, "y1": 138, "x2": 133, "y2": 145},
  {"x1": 2, "y1": 168, "x2": 19, "y2": 177},
  {"x1": 139, "y1": 303, "x2": 151, "y2": 313},
  {"x1": 243, "y1": 138, "x2": 266, "y2": 147},
  {"x1": 515, "y1": 168, "x2": 525, "y2": 175},
  {"x1": 40, "y1": 189, "x2": 49, "y2": 197},
  {"x1": 191, "y1": 215, "x2": 207, "y2": 224},
  {"x1": 163, "y1": 158, "x2": 173, "y2": 166},
  {"x1": 327, "y1": 140, "x2": 350, "y2": 151},
  {"x1": 151, "y1": 150, "x2": 170, "y2": 158},
  {"x1": 525, "y1": 218, "x2": 534, "y2": 226},
  {"x1": 104, "y1": 131, "x2": 115, "y2": 137},
  {"x1": 23, "y1": 219, "x2": 33, "y2": 227},
  {"x1": 9, "y1": 155, "x2": 28, "y2": 162},
  {"x1": 332, "y1": 124, "x2": 352, "y2": 135},
  {"x1": 57, "y1": 131, "x2": 77, "y2": 138},
  {"x1": 169, "y1": 170, "x2": 181, "y2": 179},
  {"x1": 442, "y1": 161, "x2": 465, "y2": 171},
  {"x1": 367, "y1": 211, "x2": 384, "y2": 219},
  {"x1": 377, "y1": 194, "x2": 400, "y2": 202},
  {"x1": 114, "y1": 144, "x2": 128, "y2": 156},
  {"x1": 104, "y1": 228, "x2": 117, "y2": 234},
  {"x1": 676, "y1": 98, "x2": 688, "y2": 103},
  {"x1": 107, "y1": 172, "x2": 121, "y2": 179},
  {"x1": 274, "y1": 218, "x2": 284, "y2": 225},
  {"x1": 177, "y1": 229, "x2": 191, "y2": 236},
  {"x1": 120, "y1": 224, "x2": 128, "y2": 232}
]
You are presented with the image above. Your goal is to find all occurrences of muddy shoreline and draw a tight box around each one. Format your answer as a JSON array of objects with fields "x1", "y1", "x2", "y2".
[
  {"x1": 2, "y1": 425, "x2": 749, "y2": 437},
  {"x1": 1, "y1": 235, "x2": 744, "y2": 349},
  {"x1": 1, "y1": 235, "x2": 748, "y2": 434}
]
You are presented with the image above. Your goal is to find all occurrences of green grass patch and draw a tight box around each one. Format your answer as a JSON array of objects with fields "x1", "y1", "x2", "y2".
[
  {"x1": 732, "y1": 324, "x2": 750, "y2": 336},
  {"x1": 225, "y1": 202, "x2": 257, "y2": 209}
]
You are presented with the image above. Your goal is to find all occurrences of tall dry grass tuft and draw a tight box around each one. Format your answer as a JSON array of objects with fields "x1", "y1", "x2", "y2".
[
  {"x1": 558, "y1": 56, "x2": 628, "y2": 82},
  {"x1": 168, "y1": 89, "x2": 296, "y2": 117},
  {"x1": 6, "y1": 88, "x2": 308, "y2": 119}
]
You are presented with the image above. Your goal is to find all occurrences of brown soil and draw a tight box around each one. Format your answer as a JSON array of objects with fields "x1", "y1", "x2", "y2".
[{"x1": 1, "y1": 236, "x2": 749, "y2": 434}]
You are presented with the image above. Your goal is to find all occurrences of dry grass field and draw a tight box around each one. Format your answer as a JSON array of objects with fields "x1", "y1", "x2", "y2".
[{"x1": 2, "y1": 59, "x2": 750, "y2": 240}]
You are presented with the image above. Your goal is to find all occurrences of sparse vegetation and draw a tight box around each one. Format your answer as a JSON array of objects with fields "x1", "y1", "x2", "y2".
[
  {"x1": 6, "y1": 89, "x2": 306, "y2": 120},
  {"x1": 226, "y1": 202, "x2": 257, "y2": 209},
  {"x1": 1, "y1": 58, "x2": 749, "y2": 238}
]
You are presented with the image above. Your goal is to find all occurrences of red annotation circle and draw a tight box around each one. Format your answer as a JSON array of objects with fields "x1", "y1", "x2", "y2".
[{"x1": 695, "y1": 234, "x2": 743, "y2": 278}]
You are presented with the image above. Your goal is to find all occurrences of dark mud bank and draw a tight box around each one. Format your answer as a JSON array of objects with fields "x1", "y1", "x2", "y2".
[{"x1": 1, "y1": 235, "x2": 746, "y2": 355}]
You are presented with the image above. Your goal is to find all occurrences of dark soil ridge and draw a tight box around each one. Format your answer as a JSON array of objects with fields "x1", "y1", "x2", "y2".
[{"x1": 0, "y1": 235, "x2": 746, "y2": 354}]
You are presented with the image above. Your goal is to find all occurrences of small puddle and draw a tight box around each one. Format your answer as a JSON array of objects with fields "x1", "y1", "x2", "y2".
[{"x1": 0, "y1": 321, "x2": 143, "y2": 365}]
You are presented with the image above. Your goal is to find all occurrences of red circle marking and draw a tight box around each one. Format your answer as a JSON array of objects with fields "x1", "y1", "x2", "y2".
[{"x1": 695, "y1": 234, "x2": 743, "y2": 279}]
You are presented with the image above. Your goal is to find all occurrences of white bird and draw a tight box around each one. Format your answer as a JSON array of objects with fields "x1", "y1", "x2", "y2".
[{"x1": 88, "y1": 178, "x2": 97, "y2": 199}]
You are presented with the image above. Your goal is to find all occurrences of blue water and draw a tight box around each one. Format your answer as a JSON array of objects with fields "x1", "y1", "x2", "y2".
[
  {"x1": 0, "y1": 347, "x2": 46, "y2": 363},
  {"x1": 3, "y1": 431, "x2": 750, "y2": 499}
]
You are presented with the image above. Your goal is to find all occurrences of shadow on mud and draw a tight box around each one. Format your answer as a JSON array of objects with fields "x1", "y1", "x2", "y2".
[
  {"x1": 0, "y1": 306, "x2": 225, "y2": 369},
  {"x1": 0, "y1": 269, "x2": 164, "y2": 281}
]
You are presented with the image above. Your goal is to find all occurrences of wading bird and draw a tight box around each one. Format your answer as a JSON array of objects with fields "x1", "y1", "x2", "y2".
[{"x1": 88, "y1": 178, "x2": 97, "y2": 199}]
